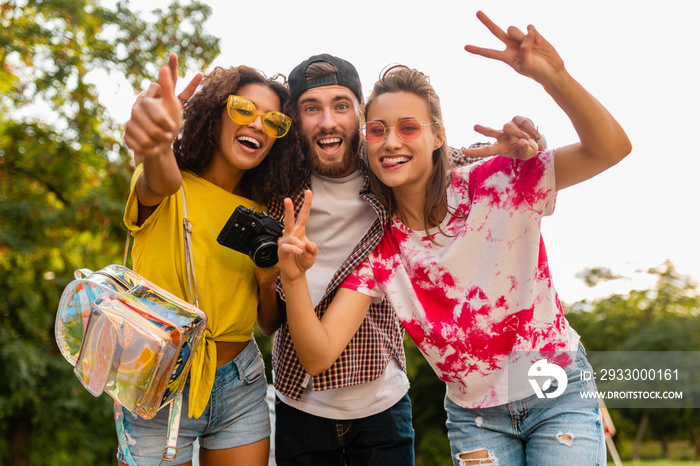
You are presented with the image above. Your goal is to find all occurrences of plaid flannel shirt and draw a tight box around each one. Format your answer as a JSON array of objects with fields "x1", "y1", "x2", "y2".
[{"x1": 269, "y1": 146, "x2": 484, "y2": 400}]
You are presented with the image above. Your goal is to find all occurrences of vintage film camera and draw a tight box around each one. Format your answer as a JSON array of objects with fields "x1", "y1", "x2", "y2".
[{"x1": 217, "y1": 206, "x2": 284, "y2": 268}]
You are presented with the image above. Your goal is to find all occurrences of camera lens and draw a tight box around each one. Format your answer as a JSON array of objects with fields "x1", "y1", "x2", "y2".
[{"x1": 250, "y1": 238, "x2": 279, "y2": 268}]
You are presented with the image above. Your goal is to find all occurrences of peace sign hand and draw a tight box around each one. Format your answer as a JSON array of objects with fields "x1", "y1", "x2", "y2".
[
  {"x1": 464, "y1": 11, "x2": 566, "y2": 87},
  {"x1": 278, "y1": 190, "x2": 318, "y2": 283},
  {"x1": 462, "y1": 116, "x2": 544, "y2": 161}
]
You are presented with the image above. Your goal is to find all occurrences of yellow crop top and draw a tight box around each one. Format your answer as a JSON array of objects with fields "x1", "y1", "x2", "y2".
[{"x1": 124, "y1": 165, "x2": 265, "y2": 418}]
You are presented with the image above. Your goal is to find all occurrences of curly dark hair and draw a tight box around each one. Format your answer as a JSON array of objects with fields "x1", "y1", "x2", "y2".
[
  {"x1": 271, "y1": 97, "x2": 310, "y2": 200},
  {"x1": 172, "y1": 65, "x2": 291, "y2": 204}
]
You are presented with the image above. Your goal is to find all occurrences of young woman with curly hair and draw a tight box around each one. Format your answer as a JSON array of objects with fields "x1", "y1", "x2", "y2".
[{"x1": 120, "y1": 57, "x2": 291, "y2": 466}]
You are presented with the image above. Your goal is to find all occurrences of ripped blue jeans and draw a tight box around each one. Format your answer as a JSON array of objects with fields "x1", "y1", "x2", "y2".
[{"x1": 444, "y1": 344, "x2": 605, "y2": 465}]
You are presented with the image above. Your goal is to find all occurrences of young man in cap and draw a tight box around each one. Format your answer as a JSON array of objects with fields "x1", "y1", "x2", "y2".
[
  {"x1": 267, "y1": 54, "x2": 416, "y2": 464},
  {"x1": 266, "y1": 54, "x2": 543, "y2": 465}
]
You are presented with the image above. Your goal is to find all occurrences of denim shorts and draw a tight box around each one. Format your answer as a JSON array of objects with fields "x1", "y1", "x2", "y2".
[
  {"x1": 444, "y1": 344, "x2": 605, "y2": 466},
  {"x1": 116, "y1": 338, "x2": 271, "y2": 465}
]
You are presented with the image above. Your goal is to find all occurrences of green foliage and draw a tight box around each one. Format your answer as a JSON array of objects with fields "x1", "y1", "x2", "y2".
[
  {"x1": 566, "y1": 261, "x2": 700, "y2": 353},
  {"x1": 414, "y1": 428, "x2": 452, "y2": 466},
  {"x1": 575, "y1": 266, "x2": 624, "y2": 288},
  {"x1": 405, "y1": 336, "x2": 453, "y2": 465},
  {"x1": 0, "y1": 0, "x2": 219, "y2": 463},
  {"x1": 566, "y1": 261, "x2": 700, "y2": 461}
]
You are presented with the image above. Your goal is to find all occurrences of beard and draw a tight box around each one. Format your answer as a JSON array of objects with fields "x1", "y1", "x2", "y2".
[{"x1": 301, "y1": 130, "x2": 362, "y2": 178}]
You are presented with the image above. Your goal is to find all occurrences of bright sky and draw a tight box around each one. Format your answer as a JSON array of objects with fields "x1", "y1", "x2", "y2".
[{"x1": 99, "y1": 0, "x2": 700, "y2": 304}]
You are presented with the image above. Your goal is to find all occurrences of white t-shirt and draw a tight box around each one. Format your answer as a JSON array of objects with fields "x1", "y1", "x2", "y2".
[
  {"x1": 342, "y1": 151, "x2": 580, "y2": 409},
  {"x1": 276, "y1": 170, "x2": 410, "y2": 419}
]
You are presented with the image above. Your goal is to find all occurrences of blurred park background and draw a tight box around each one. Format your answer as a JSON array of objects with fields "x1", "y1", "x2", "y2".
[{"x1": 1, "y1": 1, "x2": 699, "y2": 465}]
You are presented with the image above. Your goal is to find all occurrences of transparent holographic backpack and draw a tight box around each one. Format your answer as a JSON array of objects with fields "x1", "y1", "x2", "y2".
[
  {"x1": 55, "y1": 264, "x2": 206, "y2": 418},
  {"x1": 55, "y1": 188, "x2": 204, "y2": 464}
]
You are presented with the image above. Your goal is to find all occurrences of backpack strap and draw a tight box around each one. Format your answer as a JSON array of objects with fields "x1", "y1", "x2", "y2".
[
  {"x1": 159, "y1": 394, "x2": 183, "y2": 465},
  {"x1": 181, "y1": 187, "x2": 200, "y2": 307},
  {"x1": 113, "y1": 395, "x2": 182, "y2": 466},
  {"x1": 116, "y1": 185, "x2": 199, "y2": 465}
]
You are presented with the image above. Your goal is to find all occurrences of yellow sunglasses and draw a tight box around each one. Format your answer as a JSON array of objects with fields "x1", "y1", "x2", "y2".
[{"x1": 223, "y1": 95, "x2": 292, "y2": 138}]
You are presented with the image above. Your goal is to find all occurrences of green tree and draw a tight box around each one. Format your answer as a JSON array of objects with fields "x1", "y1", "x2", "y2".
[
  {"x1": 566, "y1": 261, "x2": 700, "y2": 461},
  {"x1": 406, "y1": 336, "x2": 452, "y2": 466},
  {"x1": 0, "y1": 1, "x2": 219, "y2": 463}
]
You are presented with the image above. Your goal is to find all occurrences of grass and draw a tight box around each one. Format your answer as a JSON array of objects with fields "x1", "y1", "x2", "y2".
[
  {"x1": 615, "y1": 462, "x2": 700, "y2": 465},
  {"x1": 607, "y1": 439, "x2": 699, "y2": 464}
]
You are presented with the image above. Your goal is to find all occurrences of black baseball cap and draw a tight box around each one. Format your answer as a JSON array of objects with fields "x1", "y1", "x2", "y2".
[{"x1": 288, "y1": 53, "x2": 363, "y2": 104}]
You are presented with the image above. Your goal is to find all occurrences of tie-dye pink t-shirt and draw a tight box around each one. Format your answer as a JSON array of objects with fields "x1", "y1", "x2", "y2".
[{"x1": 341, "y1": 150, "x2": 579, "y2": 408}]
